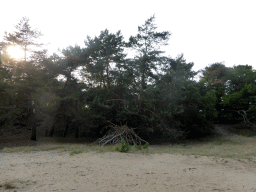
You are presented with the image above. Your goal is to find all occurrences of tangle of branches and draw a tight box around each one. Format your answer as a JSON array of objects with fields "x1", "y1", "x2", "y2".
[{"x1": 93, "y1": 122, "x2": 148, "y2": 146}]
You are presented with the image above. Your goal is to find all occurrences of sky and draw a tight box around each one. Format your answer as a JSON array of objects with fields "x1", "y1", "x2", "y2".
[{"x1": 1, "y1": 0, "x2": 255, "y2": 72}]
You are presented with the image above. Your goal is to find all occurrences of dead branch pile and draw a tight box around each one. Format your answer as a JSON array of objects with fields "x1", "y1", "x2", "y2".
[
  {"x1": 93, "y1": 123, "x2": 148, "y2": 146},
  {"x1": 238, "y1": 110, "x2": 256, "y2": 129}
]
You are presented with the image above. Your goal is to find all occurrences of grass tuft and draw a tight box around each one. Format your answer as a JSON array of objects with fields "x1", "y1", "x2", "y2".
[
  {"x1": 134, "y1": 144, "x2": 142, "y2": 150},
  {"x1": 2, "y1": 181, "x2": 15, "y2": 189},
  {"x1": 69, "y1": 150, "x2": 83, "y2": 156},
  {"x1": 42, "y1": 146, "x2": 65, "y2": 151}
]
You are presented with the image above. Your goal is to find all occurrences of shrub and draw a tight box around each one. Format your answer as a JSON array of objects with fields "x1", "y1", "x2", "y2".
[
  {"x1": 134, "y1": 144, "x2": 142, "y2": 150},
  {"x1": 143, "y1": 142, "x2": 149, "y2": 149},
  {"x1": 134, "y1": 142, "x2": 149, "y2": 150},
  {"x1": 115, "y1": 138, "x2": 131, "y2": 152}
]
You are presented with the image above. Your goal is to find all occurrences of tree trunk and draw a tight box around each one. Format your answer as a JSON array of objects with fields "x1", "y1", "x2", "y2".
[
  {"x1": 63, "y1": 117, "x2": 70, "y2": 137},
  {"x1": 49, "y1": 126, "x2": 54, "y2": 137},
  {"x1": 75, "y1": 126, "x2": 79, "y2": 138},
  {"x1": 29, "y1": 114, "x2": 37, "y2": 141},
  {"x1": 31, "y1": 124, "x2": 37, "y2": 141},
  {"x1": 106, "y1": 59, "x2": 110, "y2": 89}
]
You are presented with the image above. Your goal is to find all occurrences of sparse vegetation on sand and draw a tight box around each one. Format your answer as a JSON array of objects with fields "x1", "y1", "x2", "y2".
[{"x1": 1, "y1": 132, "x2": 256, "y2": 162}]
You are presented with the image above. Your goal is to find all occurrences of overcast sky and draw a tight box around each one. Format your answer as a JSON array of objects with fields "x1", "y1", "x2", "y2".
[{"x1": 1, "y1": 0, "x2": 255, "y2": 72}]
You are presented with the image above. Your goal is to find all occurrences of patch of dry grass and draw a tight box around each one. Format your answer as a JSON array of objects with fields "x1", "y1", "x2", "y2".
[
  {"x1": 148, "y1": 135, "x2": 256, "y2": 161},
  {"x1": 0, "y1": 179, "x2": 37, "y2": 191},
  {"x1": 1, "y1": 133, "x2": 256, "y2": 162},
  {"x1": 1, "y1": 180, "x2": 16, "y2": 189}
]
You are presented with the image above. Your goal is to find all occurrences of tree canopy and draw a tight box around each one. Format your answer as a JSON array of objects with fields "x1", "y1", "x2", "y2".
[{"x1": 1, "y1": 16, "x2": 255, "y2": 143}]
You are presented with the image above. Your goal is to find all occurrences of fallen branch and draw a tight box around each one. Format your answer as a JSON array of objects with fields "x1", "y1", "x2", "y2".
[
  {"x1": 93, "y1": 123, "x2": 148, "y2": 146},
  {"x1": 238, "y1": 110, "x2": 255, "y2": 129}
]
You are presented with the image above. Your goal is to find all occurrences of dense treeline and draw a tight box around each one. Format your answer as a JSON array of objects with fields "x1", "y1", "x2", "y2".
[{"x1": 0, "y1": 16, "x2": 255, "y2": 143}]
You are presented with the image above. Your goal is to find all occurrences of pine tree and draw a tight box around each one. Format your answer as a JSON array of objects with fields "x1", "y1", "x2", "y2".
[
  {"x1": 84, "y1": 29, "x2": 126, "y2": 88},
  {"x1": 128, "y1": 15, "x2": 171, "y2": 113},
  {"x1": 3, "y1": 17, "x2": 43, "y2": 63},
  {"x1": 0, "y1": 17, "x2": 45, "y2": 140}
]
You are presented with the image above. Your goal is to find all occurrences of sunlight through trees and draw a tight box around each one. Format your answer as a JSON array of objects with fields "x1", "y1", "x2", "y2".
[{"x1": 0, "y1": 16, "x2": 255, "y2": 143}]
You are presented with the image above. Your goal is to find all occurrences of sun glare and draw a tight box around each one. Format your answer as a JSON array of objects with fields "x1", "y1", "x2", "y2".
[{"x1": 7, "y1": 46, "x2": 24, "y2": 60}]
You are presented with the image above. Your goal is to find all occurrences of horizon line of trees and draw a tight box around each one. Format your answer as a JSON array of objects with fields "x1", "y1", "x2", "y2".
[{"x1": 0, "y1": 16, "x2": 255, "y2": 142}]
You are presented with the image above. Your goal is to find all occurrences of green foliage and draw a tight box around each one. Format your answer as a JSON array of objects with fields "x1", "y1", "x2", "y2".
[
  {"x1": 84, "y1": 29, "x2": 125, "y2": 88},
  {"x1": 143, "y1": 142, "x2": 149, "y2": 149},
  {"x1": 200, "y1": 62, "x2": 229, "y2": 85},
  {"x1": 146, "y1": 55, "x2": 216, "y2": 138},
  {"x1": 115, "y1": 138, "x2": 131, "y2": 152},
  {"x1": 214, "y1": 138, "x2": 231, "y2": 145},
  {"x1": 202, "y1": 90, "x2": 218, "y2": 120},
  {"x1": 0, "y1": 17, "x2": 47, "y2": 141},
  {"x1": 127, "y1": 14, "x2": 171, "y2": 124},
  {"x1": 134, "y1": 142, "x2": 149, "y2": 150},
  {"x1": 200, "y1": 63, "x2": 256, "y2": 124},
  {"x1": 1, "y1": 16, "x2": 255, "y2": 143},
  {"x1": 134, "y1": 144, "x2": 142, "y2": 150},
  {"x1": 222, "y1": 83, "x2": 256, "y2": 109},
  {"x1": 221, "y1": 82, "x2": 256, "y2": 123},
  {"x1": 225, "y1": 65, "x2": 256, "y2": 94}
]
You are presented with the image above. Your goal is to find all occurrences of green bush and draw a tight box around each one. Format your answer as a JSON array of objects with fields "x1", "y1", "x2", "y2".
[
  {"x1": 115, "y1": 138, "x2": 131, "y2": 153},
  {"x1": 134, "y1": 142, "x2": 149, "y2": 150},
  {"x1": 134, "y1": 144, "x2": 142, "y2": 150},
  {"x1": 143, "y1": 142, "x2": 149, "y2": 149}
]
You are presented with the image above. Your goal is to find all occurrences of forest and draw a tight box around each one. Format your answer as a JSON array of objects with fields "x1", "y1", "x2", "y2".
[{"x1": 0, "y1": 16, "x2": 255, "y2": 145}]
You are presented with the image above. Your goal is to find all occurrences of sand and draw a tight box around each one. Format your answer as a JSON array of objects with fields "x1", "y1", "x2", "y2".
[{"x1": 0, "y1": 151, "x2": 256, "y2": 192}]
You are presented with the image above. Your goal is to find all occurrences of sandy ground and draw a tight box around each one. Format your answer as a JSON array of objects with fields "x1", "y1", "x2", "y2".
[{"x1": 1, "y1": 151, "x2": 256, "y2": 192}]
